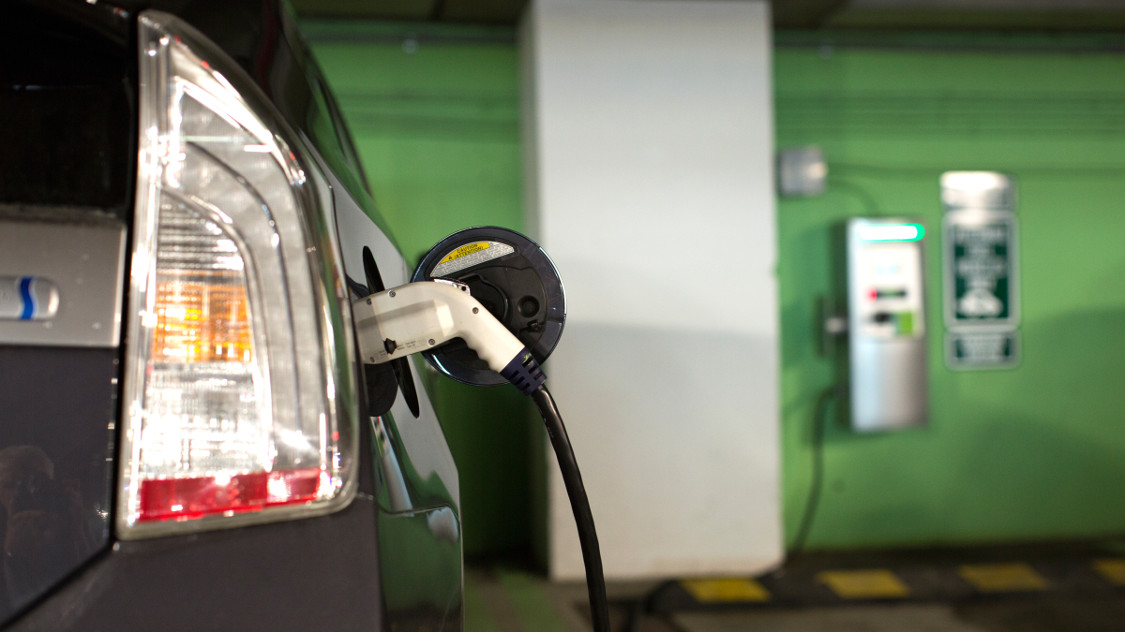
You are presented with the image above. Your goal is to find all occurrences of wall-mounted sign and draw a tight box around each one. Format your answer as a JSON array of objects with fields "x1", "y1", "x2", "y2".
[
  {"x1": 946, "y1": 331, "x2": 1020, "y2": 370},
  {"x1": 940, "y1": 172, "x2": 1020, "y2": 370},
  {"x1": 943, "y1": 212, "x2": 1019, "y2": 329}
]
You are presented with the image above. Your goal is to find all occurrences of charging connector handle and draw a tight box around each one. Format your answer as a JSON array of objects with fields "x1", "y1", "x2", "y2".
[
  {"x1": 353, "y1": 281, "x2": 606, "y2": 631},
  {"x1": 352, "y1": 281, "x2": 546, "y2": 394}
]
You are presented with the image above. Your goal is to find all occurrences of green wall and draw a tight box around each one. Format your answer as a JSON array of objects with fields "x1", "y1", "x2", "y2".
[
  {"x1": 307, "y1": 21, "x2": 1125, "y2": 555},
  {"x1": 305, "y1": 22, "x2": 536, "y2": 557},
  {"x1": 777, "y1": 35, "x2": 1125, "y2": 549}
]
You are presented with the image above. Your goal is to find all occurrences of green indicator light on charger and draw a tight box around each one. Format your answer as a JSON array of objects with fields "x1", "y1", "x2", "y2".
[{"x1": 858, "y1": 223, "x2": 925, "y2": 242}]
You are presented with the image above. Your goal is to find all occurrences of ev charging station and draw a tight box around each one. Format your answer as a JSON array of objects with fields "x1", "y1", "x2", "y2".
[
  {"x1": 781, "y1": 147, "x2": 932, "y2": 432},
  {"x1": 845, "y1": 219, "x2": 929, "y2": 431}
]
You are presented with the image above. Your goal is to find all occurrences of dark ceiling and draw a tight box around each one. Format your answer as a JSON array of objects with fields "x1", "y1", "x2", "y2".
[
  {"x1": 291, "y1": 0, "x2": 526, "y2": 23},
  {"x1": 292, "y1": 0, "x2": 1125, "y2": 31}
]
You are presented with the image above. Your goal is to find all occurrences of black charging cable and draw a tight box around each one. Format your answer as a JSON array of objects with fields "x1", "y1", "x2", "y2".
[
  {"x1": 531, "y1": 384, "x2": 610, "y2": 632},
  {"x1": 791, "y1": 385, "x2": 840, "y2": 553}
]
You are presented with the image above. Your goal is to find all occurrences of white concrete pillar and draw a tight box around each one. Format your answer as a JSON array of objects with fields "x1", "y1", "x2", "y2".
[{"x1": 521, "y1": 0, "x2": 782, "y2": 580}]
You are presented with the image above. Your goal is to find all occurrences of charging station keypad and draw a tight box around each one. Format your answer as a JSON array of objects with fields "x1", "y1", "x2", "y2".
[{"x1": 852, "y1": 241, "x2": 925, "y2": 340}]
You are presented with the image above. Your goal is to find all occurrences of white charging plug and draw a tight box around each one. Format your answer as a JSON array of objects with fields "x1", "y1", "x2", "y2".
[{"x1": 352, "y1": 281, "x2": 546, "y2": 394}]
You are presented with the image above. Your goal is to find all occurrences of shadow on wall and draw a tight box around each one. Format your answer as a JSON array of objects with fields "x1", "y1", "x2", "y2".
[
  {"x1": 820, "y1": 308, "x2": 1125, "y2": 546},
  {"x1": 543, "y1": 320, "x2": 782, "y2": 578}
]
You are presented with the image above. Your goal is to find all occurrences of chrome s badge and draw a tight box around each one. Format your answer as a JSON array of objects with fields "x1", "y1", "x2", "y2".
[{"x1": 0, "y1": 276, "x2": 59, "y2": 321}]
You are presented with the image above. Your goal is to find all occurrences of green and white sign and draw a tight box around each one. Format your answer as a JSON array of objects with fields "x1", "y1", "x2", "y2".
[
  {"x1": 946, "y1": 331, "x2": 1020, "y2": 370},
  {"x1": 943, "y1": 212, "x2": 1019, "y2": 329},
  {"x1": 940, "y1": 172, "x2": 1020, "y2": 371}
]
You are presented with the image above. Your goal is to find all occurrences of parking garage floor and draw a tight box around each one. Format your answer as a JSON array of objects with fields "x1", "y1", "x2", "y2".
[{"x1": 464, "y1": 540, "x2": 1125, "y2": 631}]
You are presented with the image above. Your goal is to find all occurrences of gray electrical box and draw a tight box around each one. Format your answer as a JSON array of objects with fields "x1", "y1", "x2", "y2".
[{"x1": 845, "y1": 218, "x2": 929, "y2": 432}]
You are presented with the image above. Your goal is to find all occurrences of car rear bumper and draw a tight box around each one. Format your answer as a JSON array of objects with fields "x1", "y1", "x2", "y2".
[{"x1": 8, "y1": 494, "x2": 385, "y2": 631}]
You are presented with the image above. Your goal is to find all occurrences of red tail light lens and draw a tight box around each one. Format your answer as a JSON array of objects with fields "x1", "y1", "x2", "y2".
[
  {"x1": 137, "y1": 468, "x2": 325, "y2": 522},
  {"x1": 119, "y1": 12, "x2": 357, "y2": 537}
]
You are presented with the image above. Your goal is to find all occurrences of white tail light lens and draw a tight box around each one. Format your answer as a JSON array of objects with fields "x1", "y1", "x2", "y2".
[{"x1": 119, "y1": 12, "x2": 357, "y2": 536}]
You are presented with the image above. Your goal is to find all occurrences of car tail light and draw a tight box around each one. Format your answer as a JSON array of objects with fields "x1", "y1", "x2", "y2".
[{"x1": 118, "y1": 12, "x2": 357, "y2": 537}]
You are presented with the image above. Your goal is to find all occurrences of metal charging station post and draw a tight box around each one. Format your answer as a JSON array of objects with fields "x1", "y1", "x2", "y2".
[{"x1": 845, "y1": 218, "x2": 929, "y2": 432}]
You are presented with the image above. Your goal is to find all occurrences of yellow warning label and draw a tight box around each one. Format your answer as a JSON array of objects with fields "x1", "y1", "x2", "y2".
[
  {"x1": 1093, "y1": 559, "x2": 1125, "y2": 585},
  {"x1": 959, "y1": 563, "x2": 1048, "y2": 593},
  {"x1": 817, "y1": 570, "x2": 910, "y2": 599},
  {"x1": 438, "y1": 242, "x2": 491, "y2": 265},
  {"x1": 681, "y1": 578, "x2": 770, "y2": 603}
]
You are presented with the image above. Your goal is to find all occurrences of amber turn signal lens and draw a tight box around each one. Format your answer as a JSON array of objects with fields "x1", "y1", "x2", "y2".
[{"x1": 152, "y1": 272, "x2": 253, "y2": 363}]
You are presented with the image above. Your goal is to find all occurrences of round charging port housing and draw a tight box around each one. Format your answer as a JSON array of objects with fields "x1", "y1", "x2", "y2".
[{"x1": 412, "y1": 227, "x2": 565, "y2": 387}]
